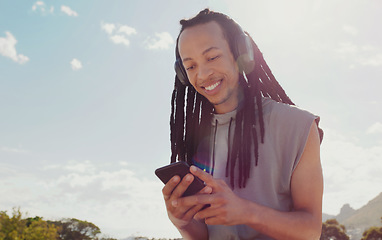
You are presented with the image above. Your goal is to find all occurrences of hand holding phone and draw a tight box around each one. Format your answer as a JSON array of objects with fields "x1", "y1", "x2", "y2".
[{"x1": 155, "y1": 161, "x2": 205, "y2": 197}]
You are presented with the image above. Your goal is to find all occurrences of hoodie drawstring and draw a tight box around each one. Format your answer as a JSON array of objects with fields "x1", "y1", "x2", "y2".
[
  {"x1": 211, "y1": 119, "x2": 218, "y2": 176},
  {"x1": 211, "y1": 117, "x2": 233, "y2": 176},
  {"x1": 225, "y1": 117, "x2": 233, "y2": 177}
]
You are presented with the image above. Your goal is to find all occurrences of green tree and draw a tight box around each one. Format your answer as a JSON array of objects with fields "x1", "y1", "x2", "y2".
[
  {"x1": 0, "y1": 208, "x2": 117, "y2": 240},
  {"x1": 0, "y1": 208, "x2": 58, "y2": 240},
  {"x1": 24, "y1": 218, "x2": 59, "y2": 240},
  {"x1": 49, "y1": 218, "x2": 101, "y2": 240},
  {"x1": 0, "y1": 208, "x2": 27, "y2": 240},
  {"x1": 361, "y1": 217, "x2": 382, "y2": 240},
  {"x1": 320, "y1": 219, "x2": 350, "y2": 240}
]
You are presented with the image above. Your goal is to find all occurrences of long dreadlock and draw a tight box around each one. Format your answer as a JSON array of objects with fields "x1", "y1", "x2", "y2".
[{"x1": 170, "y1": 9, "x2": 294, "y2": 189}]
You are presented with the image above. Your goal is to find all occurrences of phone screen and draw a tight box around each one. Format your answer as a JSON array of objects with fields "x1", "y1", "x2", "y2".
[{"x1": 155, "y1": 161, "x2": 205, "y2": 197}]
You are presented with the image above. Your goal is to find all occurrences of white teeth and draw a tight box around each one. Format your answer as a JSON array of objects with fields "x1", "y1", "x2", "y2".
[{"x1": 205, "y1": 81, "x2": 221, "y2": 91}]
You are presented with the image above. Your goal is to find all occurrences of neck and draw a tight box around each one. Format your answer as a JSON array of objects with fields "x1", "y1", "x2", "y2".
[{"x1": 214, "y1": 85, "x2": 244, "y2": 114}]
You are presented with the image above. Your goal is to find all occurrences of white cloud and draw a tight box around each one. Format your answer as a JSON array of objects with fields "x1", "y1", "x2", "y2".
[
  {"x1": 101, "y1": 22, "x2": 137, "y2": 47},
  {"x1": 61, "y1": 5, "x2": 78, "y2": 17},
  {"x1": 0, "y1": 146, "x2": 27, "y2": 153},
  {"x1": 109, "y1": 35, "x2": 130, "y2": 46},
  {"x1": 336, "y1": 42, "x2": 358, "y2": 54},
  {"x1": 0, "y1": 160, "x2": 179, "y2": 238},
  {"x1": 119, "y1": 161, "x2": 129, "y2": 166},
  {"x1": 118, "y1": 25, "x2": 137, "y2": 36},
  {"x1": 32, "y1": 1, "x2": 54, "y2": 14},
  {"x1": 101, "y1": 22, "x2": 116, "y2": 35},
  {"x1": 64, "y1": 160, "x2": 96, "y2": 173},
  {"x1": 359, "y1": 54, "x2": 382, "y2": 67},
  {"x1": 145, "y1": 32, "x2": 174, "y2": 50},
  {"x1": 361, "y1": 45, "x2": 375, "y2": 51},
  {"x1": 367, "y1": 122, "x2": 382, "y2": 134},
  {"x1": 342, "y1": 25, "x2": 358, "y2": 36},
  {"x1": 0, "y1": 32, "x2": 29, "y2": 64},
  {"x1": 310, "y1": 41, "x2": 328, "y2": 52},
  {"x1": 335, "y1": 42, "x2": 382, "y2": 67},
  {"x1": 32, "y1": 1, "x2": 45, "y2": 11},
  {"x1": 70, "y1": 58, "x2": 82, "y2": 70},
  {"x1": 321, "y1": 128, "x2": 382, "y2": 214}
]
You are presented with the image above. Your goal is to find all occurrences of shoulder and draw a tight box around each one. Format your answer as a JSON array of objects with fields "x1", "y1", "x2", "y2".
[
  {"x1": 262, "y1": 97, "x2": 316, "y2": 121},
  {"x1": 261, "y1": 97, "x2": 323, "y2": 143},
  {"x1": 263, "y1": 98, "x2": 316, "y2": 127}
]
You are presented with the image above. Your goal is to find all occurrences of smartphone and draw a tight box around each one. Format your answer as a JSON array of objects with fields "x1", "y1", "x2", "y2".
[{"x1": 155, "y1": 161, "x2": 205, "y2": 197}]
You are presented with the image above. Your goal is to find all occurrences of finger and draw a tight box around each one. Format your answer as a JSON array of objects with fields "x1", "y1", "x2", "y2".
[
  {"x1": 171, "y1": 203, "x2": 197, "y2": 220},
  {"x1": 197, "y1": 185, "x2": 213, "y2": 195},
  {"x1": 194, "y1": 204, "x2": 219, "y2": 220},
  {"x1": 204, "y1": 216, "x2": 222, "y2": 225},
  {"x1": 190, "y1": 165, "x2": 216, "y2": 187},
  {"x1": 170, "y1": 185, "x2": 212, "y2": 216},
  {"x1": 175, "y1": 192, "x2": 218, "y2": 208},
  {"x1": 171, "y1": 173, "x2": 195, "y2": 199},
  {"x1": 183, "y1": 203, "x2": 207, "y2": 220},
  {"x1": 162, "y1": 175, "x2": 180, "y2": 201}
]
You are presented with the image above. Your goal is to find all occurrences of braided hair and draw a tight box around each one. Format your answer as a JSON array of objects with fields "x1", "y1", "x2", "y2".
[{"x1": 170, "y1": 9, "x2": 294, "y2": 188}]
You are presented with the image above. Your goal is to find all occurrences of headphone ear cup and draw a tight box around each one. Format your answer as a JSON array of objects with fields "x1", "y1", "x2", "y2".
[
  {"x1": 174, "y1": 59, "x2": 189, "y2": 86},
  {"x1": 235, "y1": 33, "x2": 255, "y2": 75}
]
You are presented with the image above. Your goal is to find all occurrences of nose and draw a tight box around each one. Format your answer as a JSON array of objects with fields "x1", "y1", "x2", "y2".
[{"x1": 197, "y1": 64, "x2": 213, "y2": 81}]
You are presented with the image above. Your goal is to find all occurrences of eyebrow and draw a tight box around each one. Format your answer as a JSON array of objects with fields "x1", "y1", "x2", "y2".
[{"x1": 182, "y1": 46, "x2": 219, "y2": 63}]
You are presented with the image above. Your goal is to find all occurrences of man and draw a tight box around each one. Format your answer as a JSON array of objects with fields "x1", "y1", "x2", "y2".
[{"x1": 162, "y1": 9, "x2": 323, "y2": 240}]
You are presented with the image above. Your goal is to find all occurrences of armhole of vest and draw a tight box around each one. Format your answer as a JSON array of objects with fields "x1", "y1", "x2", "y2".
[{"x1": 292, "y1": 116, "x2": 319, "y2": 173}]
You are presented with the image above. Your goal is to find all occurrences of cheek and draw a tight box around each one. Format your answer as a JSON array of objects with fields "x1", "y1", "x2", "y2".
[
  {"x1": 186, "y1": 73, "x2": 197, "y2": 88},
  {"x1": 188, "y1": 78, "x2": 204, "y2": 95},
  {"x1": 229, "y1": 64, "x2": 240, "y2": 83},
  {"x1": 230, "y1": 60, "x2": 239, "y2": 76},
  {"x1": 191, "y1": 83, "x2": 202, "y2": 94}
]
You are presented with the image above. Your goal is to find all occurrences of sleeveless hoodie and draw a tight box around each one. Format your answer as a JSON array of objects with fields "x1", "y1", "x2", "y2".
[{"x1": 193, "y1": 97, "x2": 322, "y2": 240}]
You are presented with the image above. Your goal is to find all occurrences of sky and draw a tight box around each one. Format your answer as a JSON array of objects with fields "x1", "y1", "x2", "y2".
[{"x1": 0, "y1": 0, "x2": 381, "y2": 238}]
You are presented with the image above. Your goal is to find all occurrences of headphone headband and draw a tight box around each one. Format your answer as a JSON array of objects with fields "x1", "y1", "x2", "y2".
[{"x1": 174, "y1": 58, "x2": 189, "y2": 86}]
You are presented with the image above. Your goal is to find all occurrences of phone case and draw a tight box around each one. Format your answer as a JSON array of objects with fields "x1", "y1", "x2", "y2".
[{"x1": 155, "y1": 161, "x2": 205, "y2": 197}]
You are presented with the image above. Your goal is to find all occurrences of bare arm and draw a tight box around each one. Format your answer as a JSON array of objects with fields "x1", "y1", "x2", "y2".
[
  {"x1": 243, "y1": 122, "x2": 323, "y2": 239},
  {"x1": 244, "y1": 121, "x2": 323, "y2": 239},
  {"x1": 176, "y1": 122, "x2": 323, "y2": 240}
]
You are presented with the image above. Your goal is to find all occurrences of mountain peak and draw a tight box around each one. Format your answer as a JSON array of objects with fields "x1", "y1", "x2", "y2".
[
  {"x1": 340, "y1": 203, "x2": 355, "y2": 214},
  {"x1": 322, "y1": 192, "x2": 382, "y2": 240},
  {"x1": 337, "y1": 203, "x2": 356, "y2": 222},
  {"x1": 342, "y1": 192, "x2": 382, "y2": 239}
]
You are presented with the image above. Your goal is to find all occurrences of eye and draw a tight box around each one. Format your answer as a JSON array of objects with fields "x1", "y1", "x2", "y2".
[
  {"x1": 186, "y1": 65, "x2": 195, "y2": 71},
  {"x1": 208, "y1": 55, "x2": 220, "y2": 61}
]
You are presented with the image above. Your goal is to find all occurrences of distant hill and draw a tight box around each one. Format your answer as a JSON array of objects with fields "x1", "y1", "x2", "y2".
[
  {"x1": 343, "y1": 192, "x2": 382, "y2": 228},
  {"x1": 322, "y1": 212, "x2": 336, "y2": 222},
  {"x1": 323, "y1": 192, "x2": 382, "y2": 240},
  {"x1": 337, "y1": 203, "x2": 356, "y2": 222}
]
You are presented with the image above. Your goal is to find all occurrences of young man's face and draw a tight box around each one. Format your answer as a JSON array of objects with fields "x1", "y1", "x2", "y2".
[{"x1": 178, "y1": 21, "x2": 240, "y2": 114}]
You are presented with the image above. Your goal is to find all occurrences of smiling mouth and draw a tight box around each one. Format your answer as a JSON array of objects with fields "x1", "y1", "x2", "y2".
[{"x1": 204, "y1": 80, "x2": 222, "y2": 91}]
